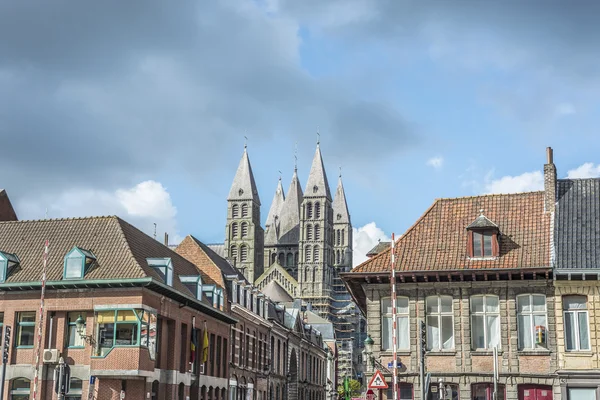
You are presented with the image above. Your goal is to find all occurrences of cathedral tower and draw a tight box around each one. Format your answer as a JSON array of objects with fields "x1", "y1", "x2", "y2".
[
  {"x1": 224, "y1": 146, "x2": 264, "y2": 283},
  {"x1": 298, "y1": 143, "x2": 334, "y2": 310},
  {"x1": 333, "y1": 174, "x2": 352, "y2": 271}
]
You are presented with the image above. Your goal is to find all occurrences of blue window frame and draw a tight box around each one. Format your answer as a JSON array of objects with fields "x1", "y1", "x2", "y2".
[
  {"x1": 147, "y1": 258, "x2": 173, "y2": 286},
  {"x1": 203, "y1": 284, "x2": 216, "y2": 306},
  {"x1": 180, "y1": 275, "x2": 203, "y2": 300},
  {"x1": 63, "y1": 247, "x2": 96, "y2": 280},
  {"x1": 0, "y1": 251, "x2": 20, "y2": 283}
]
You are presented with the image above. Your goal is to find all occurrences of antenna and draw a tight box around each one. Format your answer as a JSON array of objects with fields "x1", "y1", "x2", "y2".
[
  {"x1": 44, "y1": 207, "x2": 48, "y2": 219},
  {"x1": 153, "y1": 223, "x2": 157, "y2": 240}
]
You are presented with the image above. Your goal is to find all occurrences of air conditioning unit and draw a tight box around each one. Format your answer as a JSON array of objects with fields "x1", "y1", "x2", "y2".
[{"x1": 43, "y1": 349, "x2": 60, "y2": 364}]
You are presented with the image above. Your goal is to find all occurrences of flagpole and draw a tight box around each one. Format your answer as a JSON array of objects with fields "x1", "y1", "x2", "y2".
[
  {"x1": 32, "y1": 240, "x2": 49, "y2": 400},
  {"x1": 390, "y1": 234, "x2": 397, "y2": 400}
]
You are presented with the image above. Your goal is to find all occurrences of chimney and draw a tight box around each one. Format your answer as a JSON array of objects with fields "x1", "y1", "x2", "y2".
[
  {"x1": 544, "y1": 147, "x2": 557, "y2": 213},
  {"x1": 164, "y1": 232, "x2": 169, "y2": 246}
]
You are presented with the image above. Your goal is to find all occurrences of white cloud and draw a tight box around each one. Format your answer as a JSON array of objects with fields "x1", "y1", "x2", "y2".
[
  {"x1": 352, "y1": 222, "x2": 390, "y2": 267},
  {"x1": 484, "y1": 171, "x2": 544, "y2": 194},
  {"x1": 556, "y1": 102, "x2": 576, "y2": 116},
  {"x1": 426, "y1": 156, "x2": 444, "y2": 169},
  {"x1": 566, "y1": 163, "x2": 600, "y2": 179},
  {"x1": 17, "y1": 180, "x2": 181, "y2": 244}
]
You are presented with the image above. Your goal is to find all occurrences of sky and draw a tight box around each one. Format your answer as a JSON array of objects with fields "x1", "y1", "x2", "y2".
[{"x1": 1, "y1": 1, "x2": 600, "y2": 267}]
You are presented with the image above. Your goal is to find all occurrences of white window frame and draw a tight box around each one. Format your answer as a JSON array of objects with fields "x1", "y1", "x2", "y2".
[
  {"x1": 516, "y1": 294, "x2": 547, "y2": 350},
  {"x1": 563, "y1": 295, "x2": 591, "y2": 351},
  {"x1": 381, "y1": 296, "x2": 410, "y2": 351},
  {"x1": 470, "y1": 295, "x2": 500, "y2": 350},
  {"x1": 425, "y1": 296, "x2": 454, "y2": 351}
]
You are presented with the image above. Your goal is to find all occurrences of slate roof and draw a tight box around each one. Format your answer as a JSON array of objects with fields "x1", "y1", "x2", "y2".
[
  {"x1": 353, "y1": 191, "x2": 551, "y2": 273},
  {"x1": 0, "y1": 190, "x2": 18, "y2": 222},
  {"x1": 366, "y1": 241, "x2": 391, "y2": 257},
  {"x1": 555, "y1": 178, "x2": 600, "y2": 270},
  {"x1": 0, "y1": 216, "x2": 215, "y2": 298}
]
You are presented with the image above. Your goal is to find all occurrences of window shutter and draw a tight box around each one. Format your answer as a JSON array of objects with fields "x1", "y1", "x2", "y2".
[
  {"x1": 467, "y1": 231, "x2": 474, "y2": 258},
  {"x1": 492, "y1": 233, "x2": 500, "y2": 256}
]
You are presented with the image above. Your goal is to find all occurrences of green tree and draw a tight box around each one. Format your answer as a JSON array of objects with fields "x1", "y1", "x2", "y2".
[{"x1": 337, "y1": 379, "x2": 361, "y2": 400}]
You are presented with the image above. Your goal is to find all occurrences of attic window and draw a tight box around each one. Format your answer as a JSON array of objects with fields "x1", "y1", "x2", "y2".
[
  {"x1": 203, "y1": 284, "x2": 217, "y2": 306},
  {"x1": 180, "y1": 275, "x2": 203, "y2": 300},
  {"x1": 466, "y1": 213, "x2": 500, "y2": 258},
  {"x1": 238, "y1": 189, "x2": 244, "y2": 196},
  {"x1": 147, "y1": 258, "x2": 173, "y2": 286},
  {"x1": 63, "y1": 247, "x2": 96, "y2": 280},
  {"x1": 313, "y1": 185, "x2": 318, "y2": 193},
  {"x1": 0, "y1": 251, "x2": 20, "y2": 283}
]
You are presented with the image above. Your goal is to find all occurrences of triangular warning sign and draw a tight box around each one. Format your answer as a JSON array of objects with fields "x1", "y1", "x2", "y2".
[{"x1": 368, "y1": 370, "x2": 388, "y2": 389}]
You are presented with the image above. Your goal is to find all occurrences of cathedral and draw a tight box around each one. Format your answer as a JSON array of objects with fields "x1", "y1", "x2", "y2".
[{"x1": 222, "y1": 142, "x2": 363, "y2": 381}]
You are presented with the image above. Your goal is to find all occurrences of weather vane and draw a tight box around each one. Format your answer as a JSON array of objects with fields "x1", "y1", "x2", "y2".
[
  {"x1": 339, "y1": 166, "x2": 342, "y2": 177},
  {"x1": 294, "y1": 142, "x2": 298, "y2": 171},
  {"x1": 316, "y1": 127, "x2": 320, "y2": 145},
  {"x1": 244, "y1": 134, "x2": 248, "y2": 149}
]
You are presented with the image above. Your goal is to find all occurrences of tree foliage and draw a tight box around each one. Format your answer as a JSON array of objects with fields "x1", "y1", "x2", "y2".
[{"x1": 337, "y1": 379, "x2": 361, "y2": 399}]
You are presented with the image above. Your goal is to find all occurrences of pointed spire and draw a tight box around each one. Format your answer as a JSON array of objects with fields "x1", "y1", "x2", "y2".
[
  {"x1": 304, "y1": 143, "x2": 332, "y2": 200},
  {"x1": 266, "y1": 177, "x2": 285, "y2": 228},
  {"x1": 227, "y1": 146, "x2": 261, "y2": 205},
  {"x1": 333, "y1": 175, "x2": 351, "y2": 224},
  {"x1": 279, "y1": 169, "x2": 304, "y2": 244}
]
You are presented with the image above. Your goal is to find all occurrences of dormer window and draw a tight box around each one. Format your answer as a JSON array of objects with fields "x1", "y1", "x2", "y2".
[
  {"x1": 180, "y1": 275, "x2": 203, "y2": 300},
  {"x1": 216, "y1": 288, "x2": 224, "y2": 310},
  {"x1": 203, "y1": 284, "x2": 216, "y2": 306},
  {"x1": 147, "y1": 258, "x2": 173, "y2": 286},
  {"x1": 63, "y1": 247, "x2": 96, "y2": 280},
  {"x1": 0, "y1": 251, "x2": 20, "y2": 283},
  {"x1": 466, "y1": 213, "x2": 500, "y2": 258}
]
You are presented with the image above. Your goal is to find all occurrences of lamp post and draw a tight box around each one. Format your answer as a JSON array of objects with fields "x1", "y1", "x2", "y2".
[
  {"x1": 363, "y1": 335, "x2": 374, "y2": 373},
  {"x1": 75, "y1": 314, "x2": 94, "y2": 345}
]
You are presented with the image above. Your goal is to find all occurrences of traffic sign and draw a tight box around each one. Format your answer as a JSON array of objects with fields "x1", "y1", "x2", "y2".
[
  {"x1": 365, "y1": 389, "x2": 376, "y2": 400},
  {"x1": 367, "y1": 370, "x2": 388, "y2": 389}
]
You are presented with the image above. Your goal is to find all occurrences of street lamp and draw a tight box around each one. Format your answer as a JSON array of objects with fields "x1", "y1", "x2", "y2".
[
  {"x1": 363, "y1": 335, "x2": 374, "y2": 371},
  {"x1": 75, "y1": 314, "x2": 94, "y2": 345}
]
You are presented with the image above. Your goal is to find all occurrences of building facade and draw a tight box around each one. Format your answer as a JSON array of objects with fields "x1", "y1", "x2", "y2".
[{"x1": 0, "y1": 216, "x2": 235, "y2": 400}]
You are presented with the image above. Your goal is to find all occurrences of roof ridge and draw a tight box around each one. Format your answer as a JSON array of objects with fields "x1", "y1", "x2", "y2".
[
  {"x1": 0, "y1": 215, "x2": 118, "y2": 225},
  {"x1": 113, "y1": 217, "x2": 154, "y2": 277},
  {"x1": 434, "y1": 191, "x2": 543, "y2": 201},
  {"x1": 558, "y1": 177, "x2": 600, "y2": 181},
  {"x1": 188, "y1": 235, "x2": 228, "y2": 288}
]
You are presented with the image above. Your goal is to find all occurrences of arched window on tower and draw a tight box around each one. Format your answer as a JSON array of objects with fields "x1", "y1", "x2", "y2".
[
  {"x1": 305, "y1": 246, "x2": 311, "y2": 263},
  {"x1": 341, "y1": 229, "x2": 345, "y2": 245},
  {"x1": 278, "y1": 253, "x2": 284, "y2": 266},
  {"x1": 306, "y1": 225, "x2": 313, "y2": 240},
  {"x1": 241, "y1": 204, "x2": 248, "y2": 218},
  {"x1": 230, "y1": 246, "x2": 238, "y2": 262},
  {"x1": 240, "y1": 245, "x2": 248, "y2": 262},
  {"x1": 232, "y1": 204, "x2": 239, "y2": 218},
  {"x1": 286, "y1": 253, "x2": 293, "y2": 267},
  {"x1": 336, "y1": 250, "x2": 341, "y2": 265},
  {"x1": 304, "y1": 267, "x2": 309, "y2": 282},
  {"x1": 231, "y1": 223, "x2": 239, "y2": 239},
  {"x1": 313, "y1": 246, "x2": 320, "y2": 263},
  {"x1": 314, "y1": 224, "x2": 320, "y2": 241},
  {"x1": 306, "y1": 202, "x2": 313, "y2": 219},
  {"x1": 336, "y1": 230, "x2": 341, "y2": 246},
  {"x1": 271, "y1": 253, "x2": 277, "y2": 265},
  {"x1": 312, "y1": 267, "x2": 316, "y2": 282},
  {"x1": 314, "y1": 202, "x2": 320, "y2": 219},
  {"x1": 241, "y1": 222, "x2": 248, "y2": 238},
  {"x1": 294, "y1": 252, "x2": 298, "y2": 266}
]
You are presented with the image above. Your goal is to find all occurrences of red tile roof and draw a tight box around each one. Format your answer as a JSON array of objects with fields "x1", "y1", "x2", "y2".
[{"x1": 353, "y1": 191, "x2": 551, "y2": 273}]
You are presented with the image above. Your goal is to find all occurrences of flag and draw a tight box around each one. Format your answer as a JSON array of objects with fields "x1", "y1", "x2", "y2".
[
  {"x1": 190, "y1": 327, "x2": 197, "y2": 364},
  {"x1": 202, "y1": 324, "x2": 209, "y2": 363}
]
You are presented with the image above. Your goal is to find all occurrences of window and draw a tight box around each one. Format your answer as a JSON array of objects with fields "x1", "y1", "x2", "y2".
[
  {"x1": 336, "y1": 230, "x2": 340, "y2": 246},
  {"x1": 517, "y1": 294, "x2": 547, "y2": 350},
  {"x1": 240, "y1": 245, "x2": 248, "y2": 262},
  {"x1": 472, "y1": 384, "x2": 505, "y2": 400},
  {"x1": 67, "y1": 312, "x2": 86, "y2": 348},
  {"x1": 10, "y1": 378, "x2": 30, "y2": 400},
  {"x1": 336, "y1": 250, "x2": 340, "y2": 265},
  {"x1": 63, "y1": 247, "x2": 96, "y2": 280},
  {"x1": 241, "y1": 222, "x2": 248, "y2": 238},
  {"x1": 0, "y1": 251, "x2": 20, "y2": 283},
  {"x1": 341, "y1": 230, "x2": 345, "y2": 245},
  {"x1": 563, "y1": 295, "x2": 590, "y2": 351},
  {"x1": 66, "y1": 378, "x2": 83, "y2": 400},
  {"x1": 231, "y1": 223, "x2": 239, "y2": 238},
  {"x1": 203, "y1": 285, "x2": 216, "y2": 305},
  {"x1": 426, "y1": 296, "x2": 454, "y2": 350},
  {"x1": 471, "y1": 295, "x2": 500, "y2": 350},
  {"x1": 232, "y1": 204, "x2": 239, "y2": 218},
  {"x1": 286, "y1": 253, "x2": 293, "y2": 267},
  {"x1": 306, "y1": 225, "x2": 313, "y2": 240},
  {"x1": 518, "y1": 385, "x2": 552, "y2": 400},
  {"x1": 306, "y1": 203, "x2": 313, "y2": 219},
  {"x1": 94, "y1": 309, "x2": 157, "y2": 358},
  {"x1": 16, "y1": 312, "x2": 35, "y2": 347},
  {"x1": 181, "y1": 276, "x2": 203, "y2": 300},
  {"x1": 305, "y1": 246, "x2": 311, "y2": 263},
  {"x1": 381, "y1": 297, "x2": 410, "y2": 350},
  {"x1": 567, "y1": 388, "x2": 596, "y2": 400},
  {"x1": 241, "y1": 204, "x2": 248, "y2": 218},
  {"x1": 230, "y1": 246, "x2": 238, "y2": 262},
  {"x1": 147, "y1": 258, "x2": 173, "y2": 286},
  {"x1": 468, "y1": 231, "x2": 499, "y2": 258},
  {"x1": 314, "y1": 202, "x2": 320, "y2": 219},
  {"x1": 314, "y1": 225, "x2": 320, "y2": 240},
  {"x1": 313, "y1": 247, "x2": 319, "y2": 263},
  {"x1": 427, "y1": 383, "x2": 458, "y2": 400}
]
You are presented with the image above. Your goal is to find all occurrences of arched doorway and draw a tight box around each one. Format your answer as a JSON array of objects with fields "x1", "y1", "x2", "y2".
[
  {"x1": 151, "y1": 380, "x2": 159, "y2": 400},
  {"x1": 288, "y1": 349, "x2": 298, "y2": 400}
]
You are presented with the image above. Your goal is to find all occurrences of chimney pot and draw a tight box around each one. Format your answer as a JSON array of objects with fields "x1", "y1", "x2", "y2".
[{"x1": 164, "y1": 232, "x2": 169, "y2": 246}]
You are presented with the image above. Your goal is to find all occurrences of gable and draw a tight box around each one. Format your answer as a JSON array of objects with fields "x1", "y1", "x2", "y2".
[
  {"x1": 255, "y1": 261, "x2": 298, "y2": 299},
  {"x1": 0, "y1": 190, "x2": 17, "y2": 221}
]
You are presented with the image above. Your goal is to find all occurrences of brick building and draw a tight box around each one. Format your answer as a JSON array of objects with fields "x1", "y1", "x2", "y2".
[
  {"x1": 0, "y1": 216, "x2": 235, "y2": 400},
  {"x1": 342, "y1": 155, "x2": 558, "y2": 399}
]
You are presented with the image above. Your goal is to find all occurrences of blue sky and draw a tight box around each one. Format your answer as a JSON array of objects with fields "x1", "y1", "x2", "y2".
[{"x1": 1, "y1": 1, "x2": 599, "y2": 265}]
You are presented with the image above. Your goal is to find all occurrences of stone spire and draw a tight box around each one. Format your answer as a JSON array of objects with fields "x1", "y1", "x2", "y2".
[
  {"x1": 333, "y1": 175, "x2": 351, "y2": 224},
  {"x1": 304, "y1": 144, "x2": 332, "y2": 201},
  {"x1": 227, "y1": 147, "x2": 261, "y2": 205},
  {"x1": 265, "y1": 178, "x2": 285, "y2": 246},
  {"x1": 279, "y1": 169, "x2": 304, "y2": 244}
]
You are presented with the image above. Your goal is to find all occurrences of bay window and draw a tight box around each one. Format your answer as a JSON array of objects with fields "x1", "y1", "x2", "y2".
[
  {"x1": 516, "y1": 294, "x2": 547, "y2": 350},
  {"x1": 471, "y1": 295, "x2": 500, "y2": 350},
  {"x1": 381, "y1": 297, "x2": 409, "y2": 350},
  {"x1": 563, "y1": 295, "x2": 590, "y2": 351},
  {"x1": 94, "y1": 308, "x2": 157, "y2": 358},
  {"x1": 425, "y1": 296, "x2": 454, "y2": 351}
]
